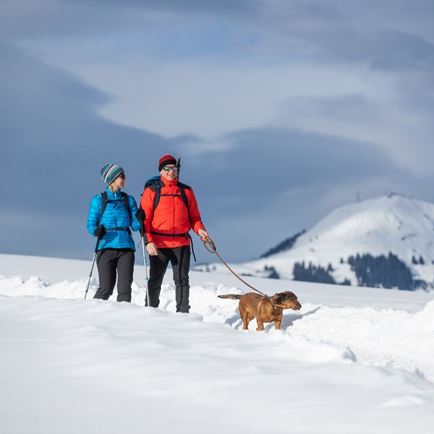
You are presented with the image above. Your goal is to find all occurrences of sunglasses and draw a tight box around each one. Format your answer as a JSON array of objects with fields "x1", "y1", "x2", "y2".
[
  {"x1": 162, "y1": 166, "x2": 178, "y2": 172},
  {"x1": 119, "y1": 173, "x2": 126, "y2": 179}
]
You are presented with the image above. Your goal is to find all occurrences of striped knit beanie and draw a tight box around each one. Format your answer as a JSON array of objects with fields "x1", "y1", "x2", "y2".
[{"x1": 100, "y1": 164, "x2": 124, "y2": 185}]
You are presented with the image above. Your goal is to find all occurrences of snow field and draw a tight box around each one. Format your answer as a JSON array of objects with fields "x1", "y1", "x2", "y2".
[
  {"x1": 1, "y1": 289, "x2": 434, "y2": 434},
  {"x1": 1, "y1": 274, "x2": 433, "y2": 381},
  {"x1": 1, "y1": 253, "x2": 434, "y2": 433}
]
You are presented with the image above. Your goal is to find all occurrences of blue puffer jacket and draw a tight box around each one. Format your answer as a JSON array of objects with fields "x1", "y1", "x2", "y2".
[{"x1": 87, "y1": 188, "x2": 141, "y2": 251}]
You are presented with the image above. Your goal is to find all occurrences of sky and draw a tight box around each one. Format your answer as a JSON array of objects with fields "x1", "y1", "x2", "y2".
[{"x1": 1, "y1": 0, "x2": 434, "y2": 262}]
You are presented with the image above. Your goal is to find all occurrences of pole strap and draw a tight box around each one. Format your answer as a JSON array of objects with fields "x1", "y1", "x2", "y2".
[{"x1": 189, "y1": 234, "x2": 197, "y2": 262}]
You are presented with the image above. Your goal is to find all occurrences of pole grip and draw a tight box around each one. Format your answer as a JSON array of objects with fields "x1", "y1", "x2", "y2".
[{"x1": 94, "y1": 236, "x2": 102, "y2": 253}]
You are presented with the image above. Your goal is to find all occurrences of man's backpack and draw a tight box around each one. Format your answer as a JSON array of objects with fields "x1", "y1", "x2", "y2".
[{"x1": 144, "y1": 176, "x2": 191, "y2": 214}]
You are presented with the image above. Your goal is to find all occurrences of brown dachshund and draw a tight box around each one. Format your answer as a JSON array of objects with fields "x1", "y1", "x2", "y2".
[{"x1": 218, "y1": 291, "x2": 302, "y2": 331}]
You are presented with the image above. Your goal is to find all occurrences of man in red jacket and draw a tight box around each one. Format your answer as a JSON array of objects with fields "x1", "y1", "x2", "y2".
[{"x1": 140, "y1": 154, "x2": 208, "y2": 313}]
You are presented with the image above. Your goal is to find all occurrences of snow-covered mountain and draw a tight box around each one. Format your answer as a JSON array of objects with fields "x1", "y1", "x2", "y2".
[{"x1": 200, "y1": 193, "x2": 434, "y2": 290}]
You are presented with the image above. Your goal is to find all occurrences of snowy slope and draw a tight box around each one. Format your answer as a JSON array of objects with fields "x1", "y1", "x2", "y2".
[
  {"x1": 203, "y1": 193, "x2": 434, "y2": 287},
  {"x1": 1, "y1": 253, "x2": 434, "y2": 434}
]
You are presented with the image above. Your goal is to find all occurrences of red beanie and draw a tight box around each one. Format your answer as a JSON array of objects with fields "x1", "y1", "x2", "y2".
[{"x1": 159, "y1": 154, "x2": 177, "y2": 171}]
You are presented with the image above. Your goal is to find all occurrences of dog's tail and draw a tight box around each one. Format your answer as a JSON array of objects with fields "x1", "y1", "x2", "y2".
[{"x1": 218, "y1": 294, "x2": 242, "y2": 300}]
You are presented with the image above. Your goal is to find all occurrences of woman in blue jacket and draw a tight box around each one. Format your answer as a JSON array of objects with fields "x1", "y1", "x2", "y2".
[{"x1": 87, "y1": 164, "x2": 141, "y2": 302}]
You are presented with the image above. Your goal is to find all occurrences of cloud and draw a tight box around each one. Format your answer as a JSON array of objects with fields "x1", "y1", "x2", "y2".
[
  {"x1": 58, "y1": 59, "x2": 374, "y2": 138},
  {"x1": 12, "y1": 0, "x2": 431, "y2": 177},
  {"x1": 0, "y1": 0, "x2": 258, "y2": 39},
  {"x1": 62, "y1": 56, "x2": 434, "y2": 176},
  {"x1": 253, "y1": 0, "x2": 434, "y2": 68},
  {"x1": 3, "y1": 39, "x2": 426, "y2": 263},
  {"x1": 72, "y1": 0, "x2": 257, "y2": 15}
]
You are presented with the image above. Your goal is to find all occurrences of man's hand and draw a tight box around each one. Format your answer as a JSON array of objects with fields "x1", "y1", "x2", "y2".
[
  {"x1": 198, "y1": 229, "x2": 209, "y2": 242},
  {"x1": 135, "y1": 208, "x2": 146, "y2": 222},
  {"x1": 135, "y1": 208, "x2": 146, "y2": 236},
  {"x1": 146, "y1": 242, "x2": 158, "y2": 256}
]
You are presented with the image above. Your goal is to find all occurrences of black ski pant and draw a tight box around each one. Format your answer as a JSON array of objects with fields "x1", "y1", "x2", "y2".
[
  {"x1": 94, "y1": 248, "x2": 135, "y2": 302},
  {"x1": 147, "y1": 246, "x2": 191, "y2": 313}
]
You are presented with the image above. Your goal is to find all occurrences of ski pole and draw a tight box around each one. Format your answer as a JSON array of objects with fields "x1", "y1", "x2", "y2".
[
  {"x1": 141, "y1": 235, "x2": 151, "y2": 306},
  {"x1": 84, "y1": 237, "x2": 101, "y2": 300}
]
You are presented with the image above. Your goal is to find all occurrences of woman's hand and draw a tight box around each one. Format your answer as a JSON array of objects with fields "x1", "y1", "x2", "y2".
[
  {"x1": 94, "y1": 224, "x2": 106, "y2": 239},
  {"x1": 146, "y1": 242, "x2": 159, "y2": 256}
]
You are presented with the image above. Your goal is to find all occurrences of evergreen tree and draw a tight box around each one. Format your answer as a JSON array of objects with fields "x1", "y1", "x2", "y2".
[
  {"x1": 264, "y1": 265, "x2": 280, "y2": 279},
  {"x1": 348, "y1": 252, "x2": 415, "y2": 290},
  {"x1": 293, "y1": 261, "x2": 336, "y2": 284},
  {"x1": 260, "y1": 230, "x2": 306, "y2": 258}
]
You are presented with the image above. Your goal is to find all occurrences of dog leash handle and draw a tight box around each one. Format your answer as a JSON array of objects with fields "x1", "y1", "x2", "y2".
[{"x1": 203, "y1": 237, "x2": 217, "y2": 254}]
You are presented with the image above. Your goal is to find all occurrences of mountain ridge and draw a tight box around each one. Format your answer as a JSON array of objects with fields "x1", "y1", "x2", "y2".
[{"x1": 198, "y1": 193, "x2": 434, "y2": 290}]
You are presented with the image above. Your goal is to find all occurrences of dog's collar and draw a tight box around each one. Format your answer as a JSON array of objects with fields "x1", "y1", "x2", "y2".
[
  {"x1": 263, "y1": 296, "x2": 286, "y2": 309},
  {"x1": 271, "y1": 303, "x2": 286, "y2": 309}
]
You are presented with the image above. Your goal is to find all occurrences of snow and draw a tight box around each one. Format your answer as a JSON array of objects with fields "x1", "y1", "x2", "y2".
[
  {"x1": 204, "y1": 193, "x2": 434, "y2": 285},
  {"x1": 1, "y1": 253, "x2": 434, "y2": 433}
]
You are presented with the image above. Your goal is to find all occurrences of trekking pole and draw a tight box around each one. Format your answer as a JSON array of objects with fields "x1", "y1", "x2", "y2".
[
  {"x1": 84, "y1": 237, "x2": 101, "y2": 300},
  {"x1": 141, "y1": 234, "x2": 151, "y2": 306},
  {"x1": 177, "y1": 157, "x2": 182, "y2": 179}
]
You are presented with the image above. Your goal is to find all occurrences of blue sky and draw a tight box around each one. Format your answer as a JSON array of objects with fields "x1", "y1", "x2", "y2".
[{"x1": 1, "y1": 0, "x2": 434, "y2": 262}]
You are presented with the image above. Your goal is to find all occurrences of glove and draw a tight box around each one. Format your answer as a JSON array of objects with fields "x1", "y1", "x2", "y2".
[
  {"x1": 94, "y1": 224, "x2": 106, "y2": 239},
  {"x1": 136, "y1": 208, "x2": 146, "y2": 236},
  {"x1": 136, "y1": 208, "x2": 146, "y2": 221}
]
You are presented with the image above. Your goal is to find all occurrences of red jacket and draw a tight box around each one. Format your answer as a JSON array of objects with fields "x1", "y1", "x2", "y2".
[{"x1": 140, "y1": 177, "x2": 206, "y2": 249}]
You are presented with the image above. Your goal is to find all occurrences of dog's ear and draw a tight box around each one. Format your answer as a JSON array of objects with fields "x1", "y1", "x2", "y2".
[
  {"x1": 285, "y1": 291, "x2": 297, "y2": 301},
  {"x1": 271, "y1": 293, "x2": 284, "y2": 304},
  {"x1": 270, "y1": 294, "x2": 279, "y2": 304}
]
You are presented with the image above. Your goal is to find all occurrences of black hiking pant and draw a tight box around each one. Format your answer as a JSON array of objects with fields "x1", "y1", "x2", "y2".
[
  {"x1": 94, "y1": 248, "x2": 135, "y2": 302},
  {"x1": 147, "y1": 246, "x2": 191, "y2": 313}
]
